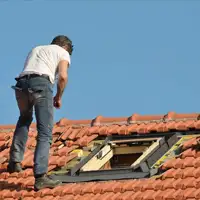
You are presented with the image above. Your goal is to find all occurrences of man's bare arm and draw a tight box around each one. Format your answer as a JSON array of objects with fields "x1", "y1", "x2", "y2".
[{"x1": 56, "y1": 60, "x2": 69, "y2": 99}]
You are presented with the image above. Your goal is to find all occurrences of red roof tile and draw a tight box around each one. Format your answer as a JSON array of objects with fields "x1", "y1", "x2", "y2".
[{"x1": 1, "y1": 111, "x2": 200, "y2": 199}]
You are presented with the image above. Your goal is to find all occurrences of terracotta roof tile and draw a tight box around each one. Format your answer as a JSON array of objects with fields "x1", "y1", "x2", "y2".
[
  {"x1": 54, "y1": 145, "x2": 78, "y2": 156},
  {"x1": 172, "y1": 168, "x2": 184, "y2": 179},
  {"x1": 90, "y1": 182, "x2": 103, "y2": 194},
  {"x1": 107, "y1": 125, "x2": 120, "y2": 134},
  {"x1": 129, "y1": 113, "x2": 164, "y2": 122},
  {"x1": 184, "y1": 177, "x2": 197, "y2": 189},
  {"x1": 117, "y1": 125, "x2": 129, "y2": 135},
  {"x1": 26, "y1": 138, "x2": 37, "y2": 148},
  {"x1": 121, "y1": 180, "x2": 135, "y2": 191},
  {"x1": 59, "y1": 184, "x2": 76, "y2": 196},
  {"x1": 50, "y1": 185, "x2": 65, "y2": 196},
  {"x1": 76, "y1": 127, "x2": 89, "y2": 138},
  {"x1": 97, "y1": 192, "x2": 115, "y2": 200},
  {"x1": 182, "y1": 157, "x2": 196, "y2": 168},
  {"x1": 182, "y1": 167, "x2": 195, "y2": 178},
  {"x1": 87, "y1": 126, "x2": 99, "y2": 135},
  {"x1": 155, "y1": 122, "x2": 169, "y2": 132},
  {"x1": 172, "y1": 157, "x2": 184, "y2": 169},
  {"x1": 59, "y1": 194, "x2": 75, "y2": 200},
  {"x1": 181, "y1": 148, "x2": 200, "y2": 158},
  {"x1": 193, "y1": 167, "x2": 200, "y2": 178},
  {"x1": 161, "y1": 157, "x2": 176, "y2": 170},
  {"x1": 92, "y1": 115, "x2": 127, "y2": 126},
  {"x1": 68, "y1": 129, "x2": 80, "y2": 140},
  {"x1": 151, "y1": 179, "x2": 163, "y2": 191},
  {"x1": 146, "y1": 123, "x2": 157, "y2": 132},
  {"x1": 152, "y1": 190, "x2": 163, "y2": 200},
  {"x1": 75, "y1": 134, "x2": 98, "y2": 147},
  {"x1": 194, "y1": 189, "x2": 200, "y2": 199},
  {"x1": 193, "y1": 157, "x2": 200, "y2": 168},
  {"x1": 173, "y1": 189, "x2": 184, "y2": 200},
  {"x1": 172, "y1": 178, "x2": 184, "y2": 190},
  {"x1": 1, "y1": 148, "x2": 9, "y2": 158},
  {"x1": 142, "y1": 190, "x2": 155, "y2": 200},
  {"x1": 184, "y1": 188, "x2": 196, "y2": 199},
  {"x1": 162, "y1": 178, "x2": 175, "y2": 190},
  {"x1": 59, "y1": 127, "x2": 72, "y2": 140},
  {"x1": 0, "y1": 156, "x2": 7, "y2": 164},
  {"x1": 0, "y1": 140, "x2": 6, "y2": 148},
  {"x1": 35, "y1": 188, "x2": 53, "y2": 198},
  {"x1": 131, "y1": 191, "x2": 143, "y2": 200},
  {"x1": 79, "y1": 194, "x2": 95, "y2": 200},
  {"x1": 182, "y1": 137, "x2": 199, "y2": 150},
  {"x1": 88, "y1": 193, "x2": 101, "y2": 200},
  {"x1": 132, "y1": 179, "x2": 146, "y2": 192},
  {"x1": 194, "y1": 121, "x2": 200, "y2": 129},
  {"x1": 127, "y1": 124, "x2": 139, "y2": 133},
  {"x1": 1, "y1": 112, "x2": 200, "y2": 199},
  {"x1": 22, "y1": 154, "x2": 34, "y2": 167},
  {"x1": 98, "y1": 126, "x2": 108, "y2": 135},
  {"x1": 175, "y1": 121, "x2": 188, "y2": 131},
  {"x1": 109, "y1": 192, "x2": 122, "y2": 200}
]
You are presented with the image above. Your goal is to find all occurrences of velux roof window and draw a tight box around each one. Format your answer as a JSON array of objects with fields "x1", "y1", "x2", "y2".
[{"x1": 50, "y1": 131, "x2": 199, "y2": 183}]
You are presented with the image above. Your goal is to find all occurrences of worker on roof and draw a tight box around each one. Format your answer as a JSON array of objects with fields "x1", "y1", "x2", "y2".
[{"x1": 7, "y1": 35, "x2": 73, "y2": 191}]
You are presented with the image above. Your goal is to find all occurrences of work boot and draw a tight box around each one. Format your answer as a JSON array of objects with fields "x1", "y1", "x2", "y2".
[
  {"x1": 7, "y1": 162, "x2": 22, "y2": 173},
  {"x1": 34, "y1": 174, "x2": 62, "y2": 191}
]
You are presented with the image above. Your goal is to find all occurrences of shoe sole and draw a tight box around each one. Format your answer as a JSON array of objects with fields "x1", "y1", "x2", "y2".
[{"x1": 34, "y1": 182, "x2": 62, "y2": 191}]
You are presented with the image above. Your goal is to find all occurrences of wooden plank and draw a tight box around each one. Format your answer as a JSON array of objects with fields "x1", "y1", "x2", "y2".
[
  {"x1": 81, "y1": 150, "x2": 113, "y2": 171},
  {"x1": 113, "y1": 146, "x2": 149, "y2": 155},
  {"x1": 80, "y1": 145, "x2": 113, "y2": 171},
  {"x1": 96, "y1": 145, "x2": 111, "y2": 159},
  {"x1": 131, "y1": 138, "x2": 162, "y2": 167},
  {"x1": 58, "y1": 144, "x2": 64, "y2": 149},
  {"x1": 70, "y1": 137, "x2": 111, "y2": 175},
  {"x1": 112, "y1": 137, "x2": 159, "y2": 144}
]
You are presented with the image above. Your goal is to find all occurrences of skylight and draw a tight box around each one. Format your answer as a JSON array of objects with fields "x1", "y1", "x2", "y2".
[{"x1": 49, "y1": 130, "x2": 200, "y2": 184}]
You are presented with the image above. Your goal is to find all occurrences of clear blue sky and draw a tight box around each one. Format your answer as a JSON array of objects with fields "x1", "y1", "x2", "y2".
[{"x1": 0, "y1": 1, "x2": 200, "y2": 125}]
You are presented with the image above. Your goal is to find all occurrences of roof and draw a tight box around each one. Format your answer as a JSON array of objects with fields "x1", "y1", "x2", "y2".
[{"x1": 1, "y1": 111, "x2": 200, "y2": 200}]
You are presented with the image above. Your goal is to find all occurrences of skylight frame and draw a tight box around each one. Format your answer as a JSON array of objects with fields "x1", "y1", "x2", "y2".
[{"x1": 51, "y1": 130, "x2": 200, "y2": 183}]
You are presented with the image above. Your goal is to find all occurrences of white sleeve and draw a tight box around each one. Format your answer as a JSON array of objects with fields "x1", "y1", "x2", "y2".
[{"x1": 59, "y1": 50, "x2": 71, "y2": 65}]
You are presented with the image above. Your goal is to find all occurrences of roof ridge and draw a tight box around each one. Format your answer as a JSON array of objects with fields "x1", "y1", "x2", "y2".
[
  {"x1": 56, "y1": 111, "x2": 200, "y2": 126},
  {"x1": 0, "y1": 111, "x2": 199, "y2": 129}
]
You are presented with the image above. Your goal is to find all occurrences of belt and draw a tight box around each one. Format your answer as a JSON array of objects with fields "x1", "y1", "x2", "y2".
[{"x1": 15, "y1": 74, "x2": 50, "y2": 81}]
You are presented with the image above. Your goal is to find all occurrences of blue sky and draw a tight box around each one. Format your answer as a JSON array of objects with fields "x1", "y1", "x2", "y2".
[{"x1": 0, "y1": 0, "x2": 200, "y2": 125}]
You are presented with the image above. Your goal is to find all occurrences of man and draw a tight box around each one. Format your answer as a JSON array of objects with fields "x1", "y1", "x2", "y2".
[{"x1": 7, "y1": 35, "x2": 73, "y2": 191}]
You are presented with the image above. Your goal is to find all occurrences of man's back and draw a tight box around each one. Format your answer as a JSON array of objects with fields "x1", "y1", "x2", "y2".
[{"x1": 20, "y1": 44, "x2": 71, "y2": 84}]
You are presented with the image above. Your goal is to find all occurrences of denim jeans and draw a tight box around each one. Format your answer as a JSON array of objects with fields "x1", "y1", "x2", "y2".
[{"x1": 9, "y1": 75, "x2": 54, "y2": 177}]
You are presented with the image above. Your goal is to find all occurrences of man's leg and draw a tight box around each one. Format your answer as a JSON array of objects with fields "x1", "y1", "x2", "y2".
[
  {"x1": 31, "y1": 78, "x2": 61, "y2": 190},
  {"x1": 8, "y1": 88, "x2": 33, "y2": 172},
  {"x1": 34, "y1": 88, "x2": 53, "y2": 176}
]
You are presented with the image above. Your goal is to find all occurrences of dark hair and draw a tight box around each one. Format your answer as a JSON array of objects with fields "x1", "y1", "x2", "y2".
[{"x1": 51, "y1": 35, "x2": 73, "y2": 55}]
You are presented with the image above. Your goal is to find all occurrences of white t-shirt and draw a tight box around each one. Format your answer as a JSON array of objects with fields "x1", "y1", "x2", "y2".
[{"x1": 18, "y1": 44, "x2": 71, "y2": 84}]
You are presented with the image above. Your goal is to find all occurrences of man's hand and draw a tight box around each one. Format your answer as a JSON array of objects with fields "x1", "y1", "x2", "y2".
[{"x1": 53, "y1": 95, "x2": 62, "y2": 109}]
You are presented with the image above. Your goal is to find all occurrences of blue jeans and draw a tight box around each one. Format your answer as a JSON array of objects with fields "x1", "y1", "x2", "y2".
[{"x1": 9, "y1": 75, "x2": 54, "y2": 177}]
